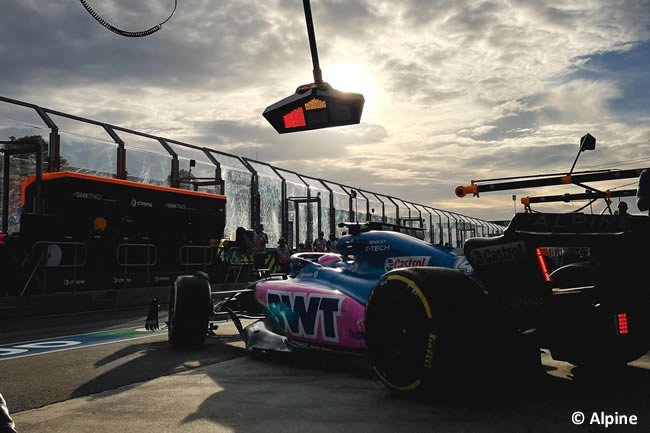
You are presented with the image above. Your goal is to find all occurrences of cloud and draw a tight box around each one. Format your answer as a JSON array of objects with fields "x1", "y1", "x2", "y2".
[{"x1": 1, "y1": 0, "x2": 649, "y2": 222}]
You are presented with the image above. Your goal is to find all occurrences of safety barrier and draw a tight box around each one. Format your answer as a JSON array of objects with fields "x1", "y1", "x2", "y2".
[
  {"x1": 116, "y1": 243, "x2": 157, "y2": 289},
  {"x1": 1, "y1": 95, "x2": 506, "y2": 253},
  {"x1": 26, "y1": 241, "x2": 87, "y2": 295},
  {"x1": 179, "y1": 245, "x2": 213, "y2": 271}
]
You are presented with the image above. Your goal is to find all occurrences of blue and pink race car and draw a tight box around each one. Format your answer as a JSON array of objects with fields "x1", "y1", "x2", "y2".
[{"x1": 150, "y1": 214, "x2": 650, "y2": 393}]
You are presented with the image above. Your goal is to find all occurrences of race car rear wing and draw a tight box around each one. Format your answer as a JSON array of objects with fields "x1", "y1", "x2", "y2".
[
  {"x1": 502, "y1": 212, "x2": 650, "y2": 247},
  {"x1": 464, "y1": 212, "x2": 650, "y2": 299},
  {"x1": 506, "y1": 212, "x2": 645, "y2": 234}
]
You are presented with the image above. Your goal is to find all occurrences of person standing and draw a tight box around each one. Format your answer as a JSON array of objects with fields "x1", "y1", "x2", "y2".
[
  {"x1": 615, "y1": 201, "x2": 628, "y2": 216},
  {"x1": 275, "y1": 238, "x2": 291, "y2": 274},
  {"x1": 253, "y1": 224, "x2": 269, "y2": 269},
  {"x1": 313, "y1": 231, "x2": 327, "y2": 252},
  {"x1": 327, "y1": 233, "x2": 338, "y2": 253}
]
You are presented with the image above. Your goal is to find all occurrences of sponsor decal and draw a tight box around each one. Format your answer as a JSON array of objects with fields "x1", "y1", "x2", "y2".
[
  {"x1": 63, "y1": 279, "x2": 86, "y2": 286},
  {"x1": 424, "y1": 333, "x2": 437, "y2": 369},
  {"x1": 130, "y1": 198, "x2": 153, "y2": 208},
  {"x1": 525, "y1": 213, "x2": 629, "y2": 232},
  {"x1": 365, "y1": 239, "x2": 391, "y2": 252},
  {"x1": 384, "y1": 256, "x2": 430, "y2": 272},
  {"x1": 470, "y1": 241, "x2": 526, "y2": 266},
  {"x1": 73, "y1": 191, "x2": 102, "y2": 201},
  {"x1": 298, "y1": 270, "x2": 318, "y2": 278},
  {"x1": 112, "y1": 277, "x2": 133, "y2": 284},
  {"x1": 366, "y1": 245, "x2": 391, "y2": 252},
  {"x1": 267, "y1": 291, "x2": 343, "y2": 342},
  {"x1": 349, "y1": 318, "x2": 365, "y2": 340},
  {"x1": 165, "y1": 203, "x2": 188, "y2": 209},
  {"x1": 500, "y1": 296, "x2": 544, "y2": 309},
  {"x1": 453, "y1": 256, "x2": 473, "y2": 275}
]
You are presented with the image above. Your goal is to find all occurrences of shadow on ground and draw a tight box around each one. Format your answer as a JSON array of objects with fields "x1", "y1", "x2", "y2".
[
  {"x1": 178, "y1": 348, "x2": 650, "y2": 433},
  {"x1": 67, "y1": 325, "x2": 650, "y2": 433},
  {"x1": 71, "y1": 334, "x2": 246, "y2": 400}
]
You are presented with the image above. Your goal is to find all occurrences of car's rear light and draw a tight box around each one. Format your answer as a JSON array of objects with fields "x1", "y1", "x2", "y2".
[
  {"x1": 535, "y1": 248, "x2": 551, "y2": 282},
  {"x1": 617, "y1": 313, "x2": 629, "y2": 335},
  {"x1": 0, "y1": 233, "x2": 6, "y2": 246}
]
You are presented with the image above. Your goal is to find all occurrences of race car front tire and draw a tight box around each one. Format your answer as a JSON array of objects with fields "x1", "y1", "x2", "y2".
[
  {"x1": 364, "y1": 267, "x2": 487, "y2": 394},
  {"x1": 168, "y1": 274, "x2": 212, "y2": 348}
]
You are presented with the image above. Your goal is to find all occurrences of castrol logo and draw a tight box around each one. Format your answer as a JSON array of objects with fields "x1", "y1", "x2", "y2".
[
  {"x1": 384, "y1": 256, "x2": 430, "y2": 272},
  {"x1": 470, "y1": 241, "x2": 526, "y2": 266}
]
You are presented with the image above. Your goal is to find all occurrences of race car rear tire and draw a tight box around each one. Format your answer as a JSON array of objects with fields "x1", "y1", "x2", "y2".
[
  {"x1": 168, "y1": 274, "x2": 212, "y2": 348},
  {"x1": 364, "y1": 267, "x2": 488, "y2": 394}
]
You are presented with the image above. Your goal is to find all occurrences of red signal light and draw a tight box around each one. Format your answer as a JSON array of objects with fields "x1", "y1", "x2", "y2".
[
  {"x1": 283, "y1": 107, "x2": 306, "y2": 129},
  {"x1": 536, "y1": 248, "x2": 551, "y2": 282},
  {"x1": 617, "y1": 313, "x2": 629, "y2": 334}
]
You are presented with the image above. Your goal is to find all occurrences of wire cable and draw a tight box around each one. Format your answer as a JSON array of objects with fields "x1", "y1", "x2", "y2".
[
  {"x1": 79, "y1": 0, "x2": 177, "y2": 38},
  {"x1": 609, "y1": 181, "x2": 639, "y2": 190},
  {"x1": 0, "y1": 114, "x2": 47, "y2": 131},
  {"x1": 579, "y1": 155, "x2": 650, "y2": 170}
]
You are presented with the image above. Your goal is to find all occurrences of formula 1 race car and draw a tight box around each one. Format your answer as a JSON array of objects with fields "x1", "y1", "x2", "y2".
[{"x1": 148, "y1": 214, "x2": 650, "y2": 394}]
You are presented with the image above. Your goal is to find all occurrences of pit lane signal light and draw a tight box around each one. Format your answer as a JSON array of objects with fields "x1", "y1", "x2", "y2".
[{"x1": 263, "y1": 82, "x2": 364, "y2": 134}]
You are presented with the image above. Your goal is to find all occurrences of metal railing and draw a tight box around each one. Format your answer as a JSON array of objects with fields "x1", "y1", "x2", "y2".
[
  {"x1": 26, "y1": 241, "x2": 87, "y2": 295},
  {"x1": 116, "y1": 243, "x2": 157, "y2": 289},
  {"x1": 0, "y1": 95, "x2": 506, "y2": 251},
  {"x1": 179, "y1": 245, "x2": 214, "y2": 271}
]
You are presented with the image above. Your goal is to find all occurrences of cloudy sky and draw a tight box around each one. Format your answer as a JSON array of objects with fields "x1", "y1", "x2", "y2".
[{"x1": 1, "y1": 0, "x2": 650, "y2": 221}]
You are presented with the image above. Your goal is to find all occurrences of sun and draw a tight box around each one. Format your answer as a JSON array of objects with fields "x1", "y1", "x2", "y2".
[{"x1": 323, "y1": 62, "x2": 377, "y2": 121}]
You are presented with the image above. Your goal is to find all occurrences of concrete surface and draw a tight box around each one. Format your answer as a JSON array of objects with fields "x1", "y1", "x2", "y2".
[{"x1": 12, "y1": 350, "x2": 650, "y2": 433}]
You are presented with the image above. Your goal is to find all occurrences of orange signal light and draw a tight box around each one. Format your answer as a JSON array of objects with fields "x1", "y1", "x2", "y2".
[{"x1": 305, "y1": 98, "x2": 326, "y2": 110}]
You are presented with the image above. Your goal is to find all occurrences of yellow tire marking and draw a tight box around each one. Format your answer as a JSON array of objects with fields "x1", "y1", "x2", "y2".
[
  {"x1": 424, "y1": 333, "x2": 437, "y2": 369},
  {"x1": 387, "y1": 274, "x2": 432, "y2": 319},
  {"x1": 374, "y1": 367, "x2": 422, "y2": 391}
]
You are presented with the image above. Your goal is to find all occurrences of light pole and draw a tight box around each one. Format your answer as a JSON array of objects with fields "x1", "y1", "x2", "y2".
[{"x1": 302, "y1": 0, "x2": 323, "y2": 85}]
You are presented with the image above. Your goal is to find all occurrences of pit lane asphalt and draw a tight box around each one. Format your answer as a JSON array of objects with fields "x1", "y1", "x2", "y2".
[
  {"x1": 2, "y1": 308, "x2": 650, "y2": 432},
  {"x1": 0, "y1": 307, "x2": 247, "y2": 413}
]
